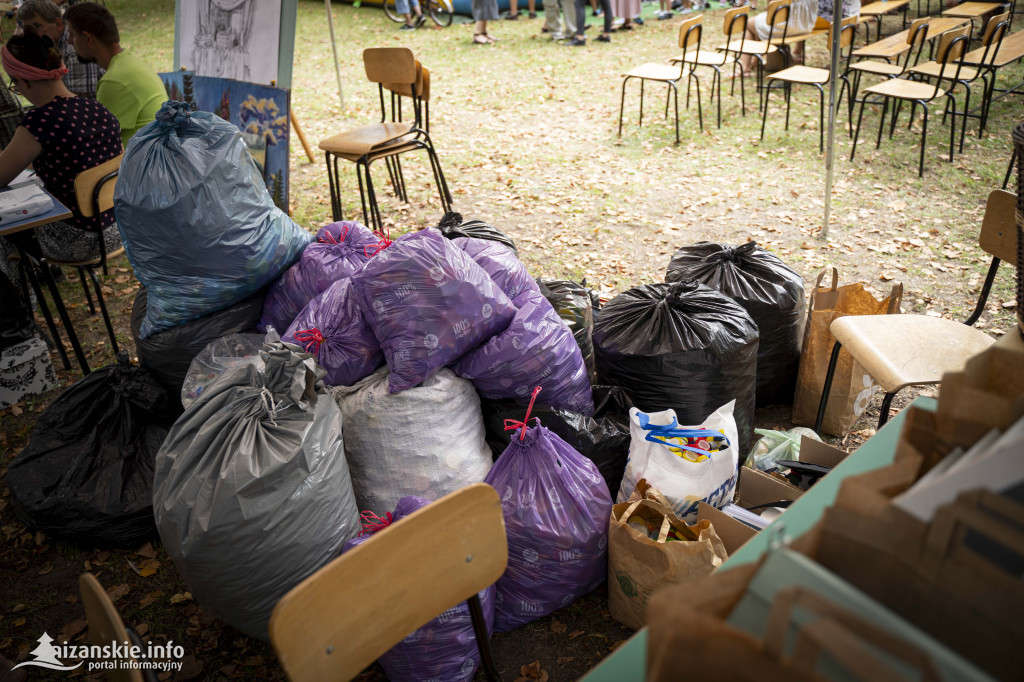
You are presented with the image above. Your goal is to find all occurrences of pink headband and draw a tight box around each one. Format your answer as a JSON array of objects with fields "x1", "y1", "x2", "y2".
[{"x1": 1, "y1": 44, "x2": 68, "y2": 82}]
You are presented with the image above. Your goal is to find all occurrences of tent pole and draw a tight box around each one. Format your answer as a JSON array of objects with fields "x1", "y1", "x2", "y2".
[
  {"x1": 326, "y1": 0, "x2": 345, "y2": 111},
  {"x1": 822, "y1": 15, "x2": 843, "y2": 240}
]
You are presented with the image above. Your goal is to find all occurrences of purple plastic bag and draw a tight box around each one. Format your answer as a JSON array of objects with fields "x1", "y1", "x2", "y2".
[
  {"x1": 283, "y1": 279, "x2": 383, "y2": 387},
  {"x1": 341, "y1": 496, "x2": 495, "y2": 682},
  {"x1": 352, "y1": 228, "x2": 516, "y2": 394},
  {"x1": 260, "y1": 221, "x2": 379, "y2": 333},
  {"x1": 486, "y1": 415, "x2": 612, "y2": 632},
  {"x1": 451, "y1": 237, "x2": 539, "y2": 302},
  {"x1": 453, "y1": 289, "x2": 594, "y2": 415}
]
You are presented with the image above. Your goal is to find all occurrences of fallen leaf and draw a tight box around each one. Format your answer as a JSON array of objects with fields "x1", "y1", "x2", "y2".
[
  {"x1": 60, "y1": 619, "x2": 87, "y2": 639},
  {"x1": 568, "y1": 630, "x2": 585, "y2": 639},
  {"x1": 176, "y1": 655, "x2": 204, "y2": 680},
  {"x1": 66, "y1": 595, "x2": 78, "y2": 604},
  {"x1": 136, "y1": 543, "x2": 158, "y2": 559},
  {"x1": 10, "y1": 404, "x2": 22, "y2": 416},
  {"x1": 106, "y1": 584, "x2": 129, "y2": 602},
  {"x1": 11, "y1": 604, "x2": 25, "y2": 613},
  {"x1": 557, "y1": 656, "x2": 574, "y2": 665},
  {"x1": 135, "y1": 623, "x2": 149, "y2": 637},
  {"x1": 169, "y1": 592, "x2": 194, "y2": 605},
  {"x1": 13, "y1": 618, "x2": 25, "y2": 627},
  {"x1": 550, "y1": 618, "x2": 567, "y2": 634},
  {"x1": 243, "y1": 655, "x2": 264, "y2": 666}
]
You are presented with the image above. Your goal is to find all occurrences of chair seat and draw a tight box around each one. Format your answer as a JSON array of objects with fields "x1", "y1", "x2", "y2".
[
  {"x1": 831, "y1": 314, "x2": 995, "y2": 393},
  {"x1": 674, "y1": 50, "x2": 734, "y2": 66},
  {"x1": 850, "y1": 59, "x2": 906, "y2": 76},
  {"x1": 48, "y1": 246, "x2": 126, "y2": 269},
  {"x1": 331, "y1": 139, "x2": 427, "y2": 163},
  {"x1": 718, "y1": 38, "x2": 779, "y2": 56},
  {"x1": 908, "y1": 61, "x2": 979, "y2": 80},
  {"x1": 767, "y1": 65, "x2": 830, "y2": 83},
  {"x1": 624, "y1": 62, "x2": 686, "y2": 81},
  {"x1": 864, "y1": 77, "x2": 948, "y2": 100},
  {"x1": 319, "y1": 121, "x2": 417, "y2": 156}
]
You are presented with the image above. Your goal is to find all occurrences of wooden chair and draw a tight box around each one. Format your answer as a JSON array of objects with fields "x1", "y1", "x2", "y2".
[
  {"x1": 814, "y1": 189, "x2": 1016, "y2": 431},
  {"x1": 618, "y1": 16, "x2": 704, "y2": 145},
  {"x1": 962, "y1": 26, "x2": 1024, "y2": 140},
  {"x1": 45, "y1": 154, "x2": 123, "y2": 357},
  {"x1": 269, "y1": 483, "x2": 508, "y2": 682},
  {"x1": 910, "y1": 11, "x2": 1011, "y2": 147},
  {"x1": 79, "y1": 573, "x2": 157, "y2": 682},
  {"x1": 673, "y1": 7, "x2": 750, "y2": 127},
  {"x1": 318, "y1": 48, "x2": 450, "y2": 230},
  {"x1": 850, "y1": 24, "x2": 972, "y2": 176},
  {"x1": 941, "y1": 1, "x2": 1014, "y2": 41},
  {"x1": 380, "y1": 62, "x2": 432, "y2": 206},
  {"x1": 838, "y1": 18, "x2": 931, "y2": 131},
  {"x1": 760, "y1": 16, "x2": 858, "y2": 151},
  {"x1": 718, "y1": 0, "x2": 788, "y2": 110}
]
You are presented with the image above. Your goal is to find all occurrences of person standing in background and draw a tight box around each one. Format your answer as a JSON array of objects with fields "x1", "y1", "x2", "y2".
[{"x1": 472, "y1": 0, "x2": 500, "y2": 43}]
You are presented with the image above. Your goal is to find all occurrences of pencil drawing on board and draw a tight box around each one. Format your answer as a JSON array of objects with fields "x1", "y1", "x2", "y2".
[{"x1": 177, "y1": 0, "x2": 282, "y2": 86}]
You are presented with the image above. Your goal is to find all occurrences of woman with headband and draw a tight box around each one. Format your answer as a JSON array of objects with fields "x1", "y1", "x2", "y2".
[{"x1": 0, "y1": 32, "x2": 121, "y2": 272}]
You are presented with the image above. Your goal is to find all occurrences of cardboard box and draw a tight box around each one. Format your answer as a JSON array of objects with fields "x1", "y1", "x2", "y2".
[
  {"x1": 738, "y1": 437, "x2": 849, "y2": 508},
  {"x1": 0, "y1": 335, "x2": 58, "y2": 409},
  {"x1": 696, "y1": 502, "x2": 757, "y2": 557}
]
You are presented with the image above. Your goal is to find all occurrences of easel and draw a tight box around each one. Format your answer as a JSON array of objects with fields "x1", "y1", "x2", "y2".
[{"x1": 290, "y1": 110, "x2": 315, "y2": 163}]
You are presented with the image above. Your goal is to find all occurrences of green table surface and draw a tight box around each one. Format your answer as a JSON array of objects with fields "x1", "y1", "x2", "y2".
[{"x1": 581, "y1": 397, "x2": 937, "y2": 682}]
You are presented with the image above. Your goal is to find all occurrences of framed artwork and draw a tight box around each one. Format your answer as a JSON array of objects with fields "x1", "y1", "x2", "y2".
[
  {"x1": 174, "y1": 0, "x2": 298, "y2": 89},
  {"x1": 160, "y1": 71, "x2": 291, "y2": 211}
]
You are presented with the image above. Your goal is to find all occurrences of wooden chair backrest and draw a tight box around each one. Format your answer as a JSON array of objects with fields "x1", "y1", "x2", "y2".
[
  {"x1": 982, "y1": 11, "x2": 1010, "y2": 46},
  {"x1": 74, "y1": 154, "x2": 122, "y2": 218},
  {"x1": 79, "y1": 573, "x2": 143, "y2": 682},
  {"x1": 936, "y1": 24, "x2": 971, "y2": 64},
  {"x1": 906, "y1": 17, "x2": 929, "y2": 46},
  {"x1": 678, "y1": 14, "x2": 703, "y2": 52},
  {"x1": 979, "y1": 189, "x2": 1018, "y2": 262},
  {"x1": 384, "y1": 60, "x2": 428, "y2": 101},
  {"x1": 766, "y1": 0, "x2": 791, "y2": 28},
  {"x1": 830, "y1": 15, "x2": 859, "y2": 50},
  {"x1": 363, "y1": 47, "x2": 417, "y2": 85},
  {"x1": 269, "y1": 483, "x2": 508, "y2": 682},
  {"x1": 723, "y1": 5, "x2": 749, "y2": 37}
]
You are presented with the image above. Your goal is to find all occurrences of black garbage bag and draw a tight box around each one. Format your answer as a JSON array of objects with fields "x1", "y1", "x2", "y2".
[
  {"x1": 132, "y1": 287, "x2": 265, "y2": 407},
  {"x1": 0, "y1": 271, "x2": 34, "y2": 350},
  {"x1": 537, "y1": 279, "x2": 597, "y2": 383},
  {"x1": 481, "y1": 386, "x2": 633, "y2": 498},
  {"x1": 435, "y1": 211, "x2": 518, "y2": 253},
  {"x1": 6, "y1": 352, "x2": 178, "y2": 548},
  {"x1": 666, "y1": 241, "x2": 805, "y2": 406},
  {"x1": 593, "y1": 280, "x2": 759, "y2": 456}
]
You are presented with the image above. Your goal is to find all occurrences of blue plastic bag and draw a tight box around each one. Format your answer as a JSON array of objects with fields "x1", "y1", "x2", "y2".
[
  {"x1": 341, "y1": 497, "x2": 495, "y2": 682},
  {"x1": 114, "y1": 101, "x2": 311, "y2": 338}
]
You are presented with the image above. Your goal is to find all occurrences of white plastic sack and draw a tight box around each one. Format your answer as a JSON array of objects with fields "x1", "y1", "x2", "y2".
[
  {"x1": 744, "y1": 427, "x2": 821, "y2": 472},
  {"x1": 617, "y1": 401, "x2": 739, "y2": 523},
  {"x1": 332, "y1": 367, "x2": 493, "y2": 516},
  {"x1": 180, "y1": 327, "x2": 280, "y2": 409},
  {"x1": 153, "y1": 343, "x2": 360, "y2": 641}
]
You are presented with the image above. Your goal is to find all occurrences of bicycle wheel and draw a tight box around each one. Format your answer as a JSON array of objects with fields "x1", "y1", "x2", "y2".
[
  {"x1": 428, "y1": 0, "x2": 453, "y2": 26},
  {"x1": 383, "y1": 0, "x2": 403, "y2": 22}
]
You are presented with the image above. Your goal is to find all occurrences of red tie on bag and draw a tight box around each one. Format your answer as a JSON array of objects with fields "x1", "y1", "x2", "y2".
[
  {"x1": 358, "y1": 510, "x2": 393, "y2": 536},
  {"x1": 292, "y1": 328, "x2": 325, "y2": 354},
  {"x1": 364, "y1": 227, "x2": 393, "y2": 258},
  {"x1": 503, "y1": 386, "x2": 543, "y2": 441},
  {"x1": 317, "y1": 224, "x2": 350, "y2": 244}
]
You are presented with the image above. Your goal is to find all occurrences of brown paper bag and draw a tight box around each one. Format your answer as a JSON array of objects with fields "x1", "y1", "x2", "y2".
[
  {"x1": 606, "y1": 479, "x2": 727, "y2": 630},
  {"x1": 792, "y1": 268, "x2": 903, "y2": 436},
  {"x1": 648, "y1": 563, "x2": 944, "y2": 682}
]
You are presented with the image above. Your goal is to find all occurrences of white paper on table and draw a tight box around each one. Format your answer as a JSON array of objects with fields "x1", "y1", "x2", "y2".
[{"x1": 0, "y1": 182, "x2": 53, "y2": 224}]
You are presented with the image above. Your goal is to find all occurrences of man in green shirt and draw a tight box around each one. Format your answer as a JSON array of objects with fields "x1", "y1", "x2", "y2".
[{"x1": 64, "y1": 2, "x2": 165, "y2": 148}]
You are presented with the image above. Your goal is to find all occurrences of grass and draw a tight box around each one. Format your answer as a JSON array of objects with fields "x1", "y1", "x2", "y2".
[{"x1": 1, "y1": 1, "x2": 1021, "y2": 679}]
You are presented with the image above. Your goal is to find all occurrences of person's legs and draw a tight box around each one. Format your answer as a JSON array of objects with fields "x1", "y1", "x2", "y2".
[
  {"x1": 35, "y1": 222, "x2": 121, "y2": 264},
  {"x1": 508, "y1": 0, "x2": 519, "y2": 18},
  {"x1": 528, "y1": 0, "x2": 537, "y2": 16},
  {"x1": 544, "y1": 0, "x2": 565, "y2": 38},
  {"x1": 561, "y1": 0, "x2": 577, "y2": 35},
  {"x1": 599, "y1": 0, "x2": 612, "y2": 37},
  {"x1": 475, "y1": 18, "x2": 492, "y2": 41},
  {"x1": 571, "y1": 0, "x2": 587, "y2": 41}
]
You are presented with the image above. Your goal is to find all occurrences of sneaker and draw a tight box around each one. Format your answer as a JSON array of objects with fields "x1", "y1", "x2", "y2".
[
  {"x1": 677, "y1": 5, "x2": 692, "y2": 12},
  {"x1": 551, "y1": 33, "x2": 565, "y2": 40},
  {"x1": 506, "y1": 12, "x2": 519, "y2": 19},
  {"x1": 634, "y1": 16, "x2": 644, "y2": 24},
  {"x1": 567, "y1": 36, "x2": 587, "y2": 45},
  {"x1": 529, "y1": 11, "x2": 538, "y2": 17},
  {"x1": 656, "y1": 10, "x2": 673, "y2": 18},
  {"x1": 593, "y1": 7, "x2": 603, "y2": 14},
  {"x1": 596, "y1": 33, "x2": 611, "y2": 41},
  {"x1": 400, "y1": 22, "x2": 416, "y2": 30},
  {"x1": 415, "y1": 13, "x2": 426, "y2": 25}
]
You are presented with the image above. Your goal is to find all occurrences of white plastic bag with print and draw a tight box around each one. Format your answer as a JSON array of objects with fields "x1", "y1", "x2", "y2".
[{"x1": 617, "y1": 401, "x2": 739, "y2": 523}]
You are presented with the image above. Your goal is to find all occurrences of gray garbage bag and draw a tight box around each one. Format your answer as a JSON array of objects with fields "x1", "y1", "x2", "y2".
[
  {"x1": 153, "y1": 342, "x2": 360, "y2": 641},
  {"x1": 332, "y1": 367, "x2": 493, "y2": 516}
]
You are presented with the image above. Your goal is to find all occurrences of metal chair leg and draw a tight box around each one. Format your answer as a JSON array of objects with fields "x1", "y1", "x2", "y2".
[
  {"x1": 468, "y1": 594, "x2": 501, "y2": 682},
  {"x1": 814, "y1": 340, "x2": 844, "y2": 434},
  {"x1": 87, "y1": 267, "x2": 119, "y2": 354},
  {"x1": 919, "y1": 102, "x2": 928, "y2": 176},
  {"x1": 877, "y1": 391, "x2": 898, "y2": 428},
  {"x1": 78, "y1": 267, "x2": 96, "y2": 314}
]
